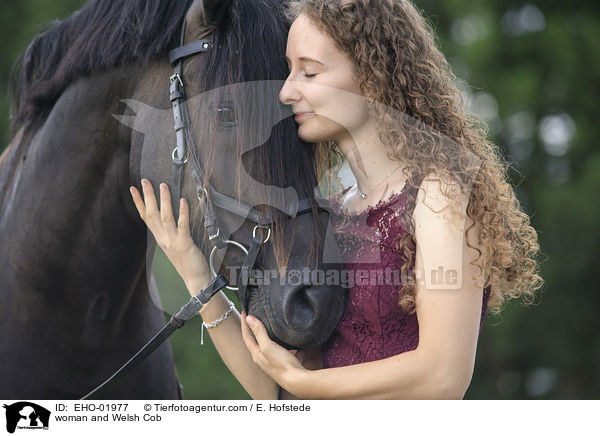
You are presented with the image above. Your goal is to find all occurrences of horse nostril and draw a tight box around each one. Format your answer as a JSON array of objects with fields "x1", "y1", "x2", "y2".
[{"x1": 283, "y1": 285, "x2": 318, "y2": 330}]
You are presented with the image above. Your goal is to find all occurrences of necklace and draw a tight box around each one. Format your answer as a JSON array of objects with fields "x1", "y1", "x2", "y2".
[{"x1": 356, "y1": 165, "x2": 402, "y2": 199}]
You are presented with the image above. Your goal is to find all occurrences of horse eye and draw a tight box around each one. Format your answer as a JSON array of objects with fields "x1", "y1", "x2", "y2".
[{"x1": 216, "y1": 104, "x2": 236, "y2": 125}]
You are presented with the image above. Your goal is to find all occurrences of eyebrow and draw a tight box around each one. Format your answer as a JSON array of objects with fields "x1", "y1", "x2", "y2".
[{"x1": 285, "y1": 56, "x2": 325, "y2": 66}]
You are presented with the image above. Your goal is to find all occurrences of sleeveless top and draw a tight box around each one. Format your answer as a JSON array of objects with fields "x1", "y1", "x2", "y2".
[{"x1": 320, "y1": 183, "x2": 491, "y2": 369}]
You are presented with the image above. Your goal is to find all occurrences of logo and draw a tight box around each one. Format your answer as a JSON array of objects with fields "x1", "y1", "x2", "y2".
[{"x1": 3, "y1": 402, "x2": 50, "y2": 433}]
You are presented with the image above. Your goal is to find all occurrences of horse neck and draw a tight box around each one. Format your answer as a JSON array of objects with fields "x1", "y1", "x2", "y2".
[{"x1": 0, "y1": 63, "x2": 167, "y2": 324}]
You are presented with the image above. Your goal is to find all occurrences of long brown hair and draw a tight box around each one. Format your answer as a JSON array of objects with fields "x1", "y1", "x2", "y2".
[{"x1": 285, "y1": 0, "x2": 544, "y2": 315}]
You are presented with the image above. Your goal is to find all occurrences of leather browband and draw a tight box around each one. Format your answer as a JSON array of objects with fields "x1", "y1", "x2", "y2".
[{"x1": 169, "y1": 40, "x2": 213, "y2": 66}]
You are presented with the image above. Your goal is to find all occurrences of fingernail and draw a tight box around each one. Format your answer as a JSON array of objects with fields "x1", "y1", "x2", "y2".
[{"x1": 246, "y1": 315, "x2": 254, "y2": 325}]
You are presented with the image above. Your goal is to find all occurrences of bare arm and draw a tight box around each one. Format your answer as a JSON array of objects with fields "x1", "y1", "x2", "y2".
[
  {"x1": 244, "y1": 175, "x2": 485, "y2": 400},
  {"x1": 130, "y1": 180, "x2": 278, "y2": 399},
  {"x1": 196, "y1": 287, "x2": 279, "y2": 400},
  {"x1": 244, "y1": 314, "x2": 453, "y2": 399},
  {"x1": 284, "y1": 349, "x2": 452, "y2": 400},
  {"x1": 198, "y1": 292, "x2": 323, "y2": 400}
]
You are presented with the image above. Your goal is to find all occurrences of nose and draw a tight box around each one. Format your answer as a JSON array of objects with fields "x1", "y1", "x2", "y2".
[
  {"x1": 279, "y1": 76, "x2": 301, "y2": 106},
  {"x1": 276, "y1": 283, "x2": 345, "y2": 349}
]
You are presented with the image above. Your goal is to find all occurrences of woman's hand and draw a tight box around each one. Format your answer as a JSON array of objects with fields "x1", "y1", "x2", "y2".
[
  {"x1": 241, "y1": 311, "x2": 313, "y2": 396},
  {"x1": 129, "y1": 179, "x2": 210, "y2": 294}
]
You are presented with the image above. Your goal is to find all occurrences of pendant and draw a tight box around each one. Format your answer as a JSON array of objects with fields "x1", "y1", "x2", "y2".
[{"x1": 359, "y1": 191, "x2": 367, "y2": 199}]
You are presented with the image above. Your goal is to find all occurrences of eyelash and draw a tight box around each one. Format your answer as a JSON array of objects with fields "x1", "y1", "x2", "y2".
[{"x1": 304, "y1": 73, "x2": 317, "y2": 78}]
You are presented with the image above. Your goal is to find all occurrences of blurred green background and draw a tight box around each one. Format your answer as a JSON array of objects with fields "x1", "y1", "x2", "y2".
[{"x1": 1, "y1": 0, "x2": 598, "y2": 399}]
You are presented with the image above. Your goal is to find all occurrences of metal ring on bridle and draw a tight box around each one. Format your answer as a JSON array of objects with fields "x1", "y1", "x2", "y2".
[
  {"x1": 252, "y1": 225, "x2": 271, "y2": 244},
  {"x1": 172, "y1": 147, "x2": 188, "y2": 164},
  {"x1": 209, "y1": 240, "x2": 249, "y2": 291}
]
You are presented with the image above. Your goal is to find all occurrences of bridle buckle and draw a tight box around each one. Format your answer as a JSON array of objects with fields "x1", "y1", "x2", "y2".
[
  {"x1": 169, "y1": 73, "x2": 184, "y2": 88},
  {"x1": 172, "y1": 147, "x2": 188, "y2": 164}
]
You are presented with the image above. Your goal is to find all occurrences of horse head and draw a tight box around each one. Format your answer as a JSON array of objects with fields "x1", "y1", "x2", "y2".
[{"x1": 122, "y1": 0, "x2": 346, "y2": 350}]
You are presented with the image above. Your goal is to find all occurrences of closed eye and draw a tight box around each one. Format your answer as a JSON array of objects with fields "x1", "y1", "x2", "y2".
[{"x1": 216, "y1": 104, "x2": 236, "y2": 125}]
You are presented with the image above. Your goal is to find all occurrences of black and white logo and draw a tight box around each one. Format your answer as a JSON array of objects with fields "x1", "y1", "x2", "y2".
[{"x1": 3, "y1": 402, "x2": 50, "y2": 433}]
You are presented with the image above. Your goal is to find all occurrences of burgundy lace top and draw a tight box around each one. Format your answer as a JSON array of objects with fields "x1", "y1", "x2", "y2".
[{"x1": 321, "y1": 183, "x2": 491, "y2": 369}]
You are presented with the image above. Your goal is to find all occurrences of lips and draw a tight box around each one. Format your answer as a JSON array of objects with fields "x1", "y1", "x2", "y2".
[{"x1": 294, "y1": 112, "x2": 314, "y2": 121}]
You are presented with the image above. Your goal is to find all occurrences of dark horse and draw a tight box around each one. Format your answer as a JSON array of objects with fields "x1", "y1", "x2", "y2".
[{"x1": 0, "y1": 0, "x2": 346, "y2": 399}]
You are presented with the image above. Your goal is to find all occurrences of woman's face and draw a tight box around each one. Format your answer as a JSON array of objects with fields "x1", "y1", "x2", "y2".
[{"x1": 279, "y1": 14, "x2": 371, "y2": 144}]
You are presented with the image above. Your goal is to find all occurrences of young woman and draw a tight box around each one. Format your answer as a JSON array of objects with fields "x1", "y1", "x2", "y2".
[{"x1": 130, "y1": 0, "x2": 543, "y2": 399}]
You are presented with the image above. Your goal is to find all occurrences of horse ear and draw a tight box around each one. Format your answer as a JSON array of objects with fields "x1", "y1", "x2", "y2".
[{"x1": 184, "y1": 0, "x2": 231, "y2": 41}]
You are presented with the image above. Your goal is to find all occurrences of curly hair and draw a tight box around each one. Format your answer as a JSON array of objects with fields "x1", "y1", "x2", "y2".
[{"x1": 284, "y1": 0, "x2": 544, "y2": 316}]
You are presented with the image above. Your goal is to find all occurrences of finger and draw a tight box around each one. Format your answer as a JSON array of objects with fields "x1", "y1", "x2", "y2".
[
  {"x1": 159, "y1": 183, "x2": 176, "y2": 229},
  {"x1": 245, "y1": 315, "x2": 270, "y2": 351},
  {"x1": 178, "y1": 197, "x2": 190, "y2": 234},
  {"x1": 141, "y1": 179, "x2": 159, "y2": 223},
  {"x1": 129, "y1": 186, "x2": 147, "y2": 221},
  {"x1": 240, "y1": 311, "x2": 260, "y2": 355}
]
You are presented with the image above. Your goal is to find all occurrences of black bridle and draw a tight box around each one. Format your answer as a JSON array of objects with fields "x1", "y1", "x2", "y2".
[
  {"x1": 80, "y1": 20, "x2": 315, "y2": 400},
  {"x1": 168, "y1": 20, "x2": 314, "y2": 307}
]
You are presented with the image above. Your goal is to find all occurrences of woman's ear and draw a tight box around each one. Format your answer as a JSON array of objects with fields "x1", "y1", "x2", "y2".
[{"x1": 184, "y1": 0, "x2": 231, "y2": 42}]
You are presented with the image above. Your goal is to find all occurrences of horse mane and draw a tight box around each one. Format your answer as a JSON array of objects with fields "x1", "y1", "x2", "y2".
[{"x1": 9, "y1": 0, "x2": 195, "y2": 131}]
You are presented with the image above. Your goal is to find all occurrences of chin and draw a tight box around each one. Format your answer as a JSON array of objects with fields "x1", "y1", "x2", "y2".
[
  {"x1": 298, "y1": 131, "x2": 323, "y2": 143},
  {"x1": 297, "y1": 122, "x2": 336, "y2": 144},
  {"x1": 297, "y1": 127, "x2": 320, "y2": 143}
]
